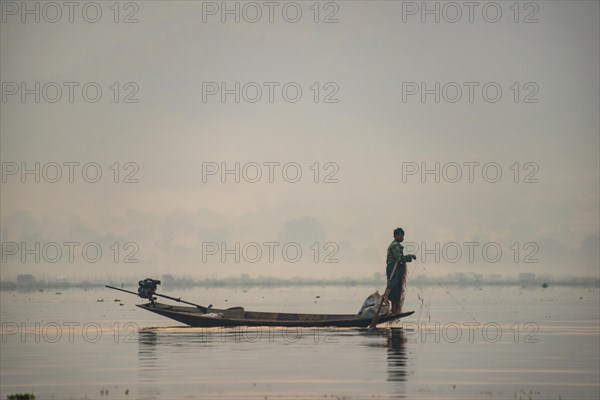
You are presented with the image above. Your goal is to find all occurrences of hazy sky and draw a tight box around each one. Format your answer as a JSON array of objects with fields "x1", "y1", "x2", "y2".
[{"x1": 1, "y1": 1, "x2": 598, "y2": 282}]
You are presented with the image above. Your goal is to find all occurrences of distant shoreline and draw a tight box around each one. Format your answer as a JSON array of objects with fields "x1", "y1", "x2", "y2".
[{"x1": 1, "y1": 276, "x2": 599, "y2": 291}]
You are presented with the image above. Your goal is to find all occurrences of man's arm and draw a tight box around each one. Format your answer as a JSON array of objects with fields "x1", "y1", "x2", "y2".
[{"x1": 391, "y1": 242, "x2": 416, "y2": 263}]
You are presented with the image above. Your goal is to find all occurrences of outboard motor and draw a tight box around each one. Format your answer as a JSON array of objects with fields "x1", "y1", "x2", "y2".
[{"x1": 138, "y1": 278, "x2": 161, "y2": 304}]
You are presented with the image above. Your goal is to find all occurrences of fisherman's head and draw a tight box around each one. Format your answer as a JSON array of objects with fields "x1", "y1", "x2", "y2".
[{"x1": 393, "y1": 227, "x2": 405, "y2": 242}]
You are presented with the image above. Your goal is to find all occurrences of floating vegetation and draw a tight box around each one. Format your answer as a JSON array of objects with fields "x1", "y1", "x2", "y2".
[{"x1": 7, "y1": 394, "x2": 36, "y2": 400}]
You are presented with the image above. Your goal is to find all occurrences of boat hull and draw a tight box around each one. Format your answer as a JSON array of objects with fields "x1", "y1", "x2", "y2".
[{"x1": 137, "y1": 302, "x2": 414, "y2": 328}]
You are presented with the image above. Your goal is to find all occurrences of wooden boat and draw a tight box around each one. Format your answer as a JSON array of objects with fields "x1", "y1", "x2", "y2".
[
  {"x1": 136, "y1": 301, "x2": 414, "y2": 328},
  {"x1": 106, "y1": 280, "x2": 414, "y2": 328}
]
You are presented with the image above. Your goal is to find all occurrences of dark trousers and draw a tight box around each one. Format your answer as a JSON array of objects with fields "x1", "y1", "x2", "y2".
[{"x1": 386, "y1": 261, "x2": 406, "y2": 303}]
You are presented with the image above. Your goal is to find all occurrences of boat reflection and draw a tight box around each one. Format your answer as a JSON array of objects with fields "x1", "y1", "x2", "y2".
[
  {"x1": 137, "y1": 326, "x2": 410, "y2": 388},
  {"x1": 138, "y1": 331, "x2": 161, "y2": 399},
  {"x1": 138, "y1": 330, "x2": 158, "y2": 359}
]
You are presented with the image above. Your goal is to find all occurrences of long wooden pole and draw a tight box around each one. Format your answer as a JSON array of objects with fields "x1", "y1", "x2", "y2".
[{"x1": 368, "y1": 260, "x2": 399, "y2": 329}]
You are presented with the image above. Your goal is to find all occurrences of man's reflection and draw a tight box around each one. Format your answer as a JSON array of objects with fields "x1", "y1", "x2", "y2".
[{"x1": 387, "y1": 328, "x2": 408, "y2": 382}]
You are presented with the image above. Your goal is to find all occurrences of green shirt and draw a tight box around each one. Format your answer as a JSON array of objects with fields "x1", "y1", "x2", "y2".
[{"x1": 386, "y1": 240, "x2": 413, "y2": 265}]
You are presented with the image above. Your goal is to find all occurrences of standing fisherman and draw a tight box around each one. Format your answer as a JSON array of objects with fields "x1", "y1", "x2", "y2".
[{"x1": 384, "y1": 227, "x2": 417, "y2": 314}]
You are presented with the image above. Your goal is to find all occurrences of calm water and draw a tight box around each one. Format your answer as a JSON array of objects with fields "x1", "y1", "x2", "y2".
[{"x1": 1, "y1": 285, "x2": 599, "y2": 399}]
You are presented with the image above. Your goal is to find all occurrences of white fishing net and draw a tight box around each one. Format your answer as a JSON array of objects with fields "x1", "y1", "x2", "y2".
[{"x1": 357, "y1": 291, "x2": 391, "y2": 319}]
